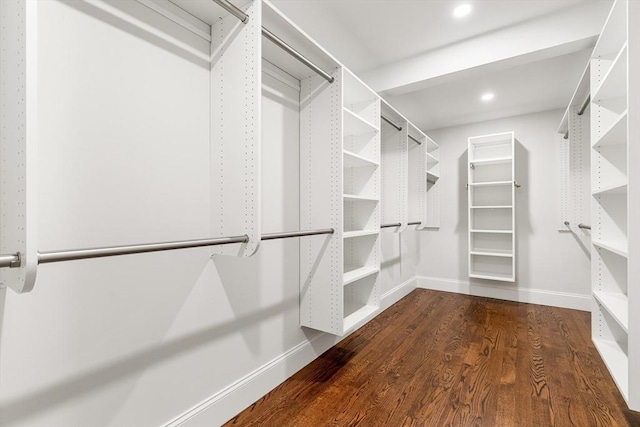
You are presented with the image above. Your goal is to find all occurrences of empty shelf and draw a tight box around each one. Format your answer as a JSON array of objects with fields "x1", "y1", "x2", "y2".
[
  {"x1": 470, "y1": 229, "x2": 513, "y2": 234},
  {"x1": 343, "y1": 265, "x2": 379, "y2": 286},
  {"x1": 426, "y1": 152, "x2": 439, "y2": 163},
  {"x1": 343, "y1": 303, "x2": 378, "y2": 333},
  {"x1": 343, "y1": 150, "x2": 379, "y2": 168},
  {"x1": 343, "y1": 230, "x2": 379, "y2": 239},
  {"x1": 470, "y1": 205, "x2": 512, "y2": 209},
  {"x1": 593, "y1": 291, "x2": 628, "y2": 332},
  {"x1": 593, "y1": 111, "x2": 627, "y2": 148},
  {"x1": 343, "y1": 194, "x2": 379, "y2": 202},
  {"x1": 592, "y1": 43, "x2": 627, "y2": 103},
  {"x1": 592, "y1": 183, "x2": 627, "y2": 196},
  {"x1": 593, "y1": 338, "x2": 629, "y2": 401},
  {"x1": 592, "y1": 239, "x2": 628, "y2": 258},
  {"x1": 470, "y1": 250, "x2": 513, "y2": 258},
  {"x1": 469, "y1": 181, "x2": 512, "y2": 187},
  {"x1": 470, "y1": 156, "x2": 512, "y2": 166},
  {"x1": 343, "y1": 107, "x2": 378, "y2": 136},
  {"x1": 469, "y1": 271, "x2": 514, "y2": 282},
  {"x1": 426, "y1": 171, "x2": 439, "y2": 183}
]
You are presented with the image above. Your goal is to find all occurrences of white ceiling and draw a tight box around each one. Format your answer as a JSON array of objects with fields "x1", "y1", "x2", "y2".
[
  {"x1": 271, "y1": 0, "x2": 588, "y2": 73},
  {"x1": 269, "y1": 0, "x2": 612, "y2": 131}
]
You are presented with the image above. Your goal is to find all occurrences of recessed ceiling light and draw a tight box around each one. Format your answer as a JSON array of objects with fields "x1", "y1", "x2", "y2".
[
  {"x1": 481, "y1": 92, "x2": 495, "y2": 102},
  {"x1": 453, "y1": 4, "x2": 472, "y2": 18}
]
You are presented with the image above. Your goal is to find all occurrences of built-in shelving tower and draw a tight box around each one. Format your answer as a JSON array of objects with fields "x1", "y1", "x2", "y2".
[
  {"x1": 467, "y1": 132, "x2": 515, "y2": 281},
  {"x1": 589, "y1": 0, "x2": 639, "y2": 411}
]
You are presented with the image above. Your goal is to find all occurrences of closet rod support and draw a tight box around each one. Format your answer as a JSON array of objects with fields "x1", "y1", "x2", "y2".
[
  {"x1": 0, "y1": 252, "x2": 20, "y2": 268},
  {"x1": 578, "y1": 223, "x2": 591, "y2": 230},
  {"x1": 514, "y1": 181, "x2": 522, "y2": 188},
  {"x1": 563, "y1": 131, "x2": 569, "y2": 140},
  {"x1": 381, "y1": 223, "x2": 402, "y2": 229},
  {"x1": 408, "y1": 135, "x2": 422, "y2": 145},
  {"x1": 577, "y1": 95, "x2": 591, "y2": 116},
  {"x1": 381, "y1": 115, "x2": 402, "y2": 131},
  {"x1": 261, "y1": 228, "x2": 334, "y2": 241},
  {"x1": 261, "y1": 28, "x2": 335, "y2": 83},
  {"x1": 211, "y1": 0, "x2": 249, "y2": 23}
]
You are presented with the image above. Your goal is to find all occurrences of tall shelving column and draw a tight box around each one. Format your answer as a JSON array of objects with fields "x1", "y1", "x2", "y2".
[
  {"x1": 467, "y1": 132, "x2": 515, "y2": 282},
  {"x1": 589, "y1": 0, "x2": 639, "y2": 410},
  {"x1": 425, "y1": 136, "x2": 441, "y2": 228},
  {"x1": 342, "y1": 69, "x2": 381, "y2": 333}
]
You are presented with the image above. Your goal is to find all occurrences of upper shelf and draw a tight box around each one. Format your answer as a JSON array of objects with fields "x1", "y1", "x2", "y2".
[
  {"x1": 593, "y1": 43, "x2": 628, "y2": 104},
  {"x1": 592, "y1": 0, "x2": 627, "y2": 59}
]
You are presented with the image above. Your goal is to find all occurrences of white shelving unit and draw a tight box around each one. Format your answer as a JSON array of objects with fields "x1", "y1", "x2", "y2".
[
  {"x1": 468, "y1": 132, "x2": 516, "y2": 282},
  {"x1": 589, "y1": 0, "x2": 639, "y2": 411},
  {"x1": 425, "y1": 136, "x2": 441, "y2": 228}
]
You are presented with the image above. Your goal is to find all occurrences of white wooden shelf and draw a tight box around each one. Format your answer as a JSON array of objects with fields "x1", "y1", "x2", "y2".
[
  {"x1": 592, "y1": 0, "x2": 627, "y2": 59},
  {"x1": 343, "y1": 194, "x2": 379, "y2": 202},
  {"x1": 470, "y1": 229, "x2": 513, "y2": 234},
  {"x1": 343, "y1": 303, "x2": 378, "y2": 332},
  {"x1": 593, "y1": 338, "x2": 629, "y2": 401},
  {"x1": 469, "y1": 271, "x2": 514, "y2": 281},
  {"x1": 593, "y1": 43, "x2": 628, "y2": 103},
  {"x1": 594, "y1": 111, "x2": 628, "y2": 148},
  {"x1": 594, "y1": 290, "x2": 629, "y2": 332},
  {"x1": 426, "y1": 171, "x2": 439, "y2": 183},
  {"x1": 470, "y1": 156, "x2": 512, "y2": 166},
  {"x1": 592, "y1": 182, "x2": 627, "y2": 195},
  {"x1": 470, "y1": 205, "x2": 512, "y2": 209},
  {"x1": 343, "y1": 107, "x2": 379, "y2": 136},
  {"x1": 343, "y1": 149, "x2": 378, "y2": 168},
  {"x1": 592, "y1": 239, "x2": 628, "y2": 258},
  {"x1": 470, "y1": 250, "x2": 513, "y2": 258},
  {"x1": 343, "y1": 265, "x2": 379, "y2": 286},
  {"x1": 343, "y1": 230, "x2": 378, "y2": 239},
  {"x1": 426, "y1": 152, "x2": 439, "y2": 162},
  {"x1": 469, "y1": 181, "x2": 512, "y2": 187}
]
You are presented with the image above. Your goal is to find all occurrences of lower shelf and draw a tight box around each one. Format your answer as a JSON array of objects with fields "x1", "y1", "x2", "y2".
[
  {"x1": 343, "y1": 303, "x2": 378, "y2": 333},
  {"x1": 469, "y1": 271, "x2": 514, "y2": 282},
  {"x1": 343, "y1": 265, "x2": 379, "y2": 286},
  {"x1": 593, "y1": 338, "x2": 629, "y2": 402},
  {"x1": 593, "y1": 291, "x2": 628, "y2": 332}
]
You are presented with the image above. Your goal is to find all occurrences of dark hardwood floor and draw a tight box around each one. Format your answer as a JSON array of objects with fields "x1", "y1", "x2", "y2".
[{"x1": 225, "y1": 289, "x2": 640, "y2": 426}]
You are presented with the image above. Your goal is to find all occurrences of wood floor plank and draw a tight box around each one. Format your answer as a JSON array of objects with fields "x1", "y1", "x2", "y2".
[{"x1": 225, "y1": 290, "x2": 640, "y2": 427}]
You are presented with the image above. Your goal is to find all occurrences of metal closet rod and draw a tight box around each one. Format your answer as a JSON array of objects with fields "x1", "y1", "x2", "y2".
[
  {"x1": 408, "y1": 135, "x2": 422, "y2": 145},
  {"x1": 0, "y1": 228, "x2": 334, "y2": 268},
  {"x1": 210, "y1": 0, "x2": 334, "y2": 84},
  {"x1": 381, "y1": 115, "x2": 402, "y2": 131},
  {"x1": 578, "y1": 223, "x2": 591, "y2": 230},
  {"x1": 577, "y1": 95, "x2": 591, "y2": 116},
  {"x1": 563, "y1": 94, "x2": 591, "y2": 140},
  {"x1": 408, "y1": 221, "x2": 422, "y2": 226},
  {"x1": 381, "y1": 223, "x2": 402, "y2": 228}
]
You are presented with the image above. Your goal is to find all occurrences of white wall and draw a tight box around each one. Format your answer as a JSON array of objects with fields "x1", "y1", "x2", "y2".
[
  {"x1": 0, "y1": 2, "x2": 415, "y2": 426},
  {"x1": 418, "y1": 109, "x2": 591, "y2": 309}
]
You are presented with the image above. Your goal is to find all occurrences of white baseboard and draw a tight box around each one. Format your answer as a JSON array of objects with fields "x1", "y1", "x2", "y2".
[
  {"x1": 417, "y1": 276, "x2": 590, "y2": 311},
  {"x1": 165, "y1": 277, "x2": 417, "y2": 427}
]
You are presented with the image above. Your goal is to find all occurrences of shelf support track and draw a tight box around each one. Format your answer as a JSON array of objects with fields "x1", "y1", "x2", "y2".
[{"x1": 0, "y1": 229, "x2": 334, "y2": 269}]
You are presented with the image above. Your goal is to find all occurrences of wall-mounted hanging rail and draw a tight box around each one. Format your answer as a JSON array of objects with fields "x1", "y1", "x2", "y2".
[
  {"x1": 0, "y1": 229, "x2": 334, "y2": 268},
  {"x1": 578, "y1": 223, "x2": 591, "y2": 230},
  {"x1": 261, "y1": 28, "x2": 334, "y2": 83},
  {"x1": 210, "y1": 0, "x2": 334, "y2": 83},
  {"x1": 408, "y1": 135, "x2": 422, "y2": 145},
  {"x1": 381, "y1": 223, "x2": 402, "y2": 229},
  {"x1": 212, "y1": 0, "x2": 249, "y2": 23},
  {"x1": 381, "y1": 115, "x2": 402, "y2": 131},
  {"x1": 577, "y1": 95, "x2": 591, "y2": 116}
]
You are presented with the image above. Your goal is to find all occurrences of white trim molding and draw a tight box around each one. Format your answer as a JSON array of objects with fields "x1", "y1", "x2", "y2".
[
  {"x1": 164, "y1": 277, "x2": 417, "y2": 426},
  {"x1": 417, "y1": 275, "x2": 590, "y2": 311}
]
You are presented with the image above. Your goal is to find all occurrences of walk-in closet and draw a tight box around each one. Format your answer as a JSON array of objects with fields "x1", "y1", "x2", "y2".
[{"x1": 0, "y1": 0, "x2": 638, "y2": 425}]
